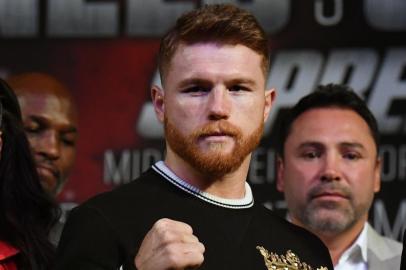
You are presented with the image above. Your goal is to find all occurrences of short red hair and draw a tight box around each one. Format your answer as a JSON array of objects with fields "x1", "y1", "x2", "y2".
[{"x1": 158, "y1": 4, "x2": 269, "y2": 83}]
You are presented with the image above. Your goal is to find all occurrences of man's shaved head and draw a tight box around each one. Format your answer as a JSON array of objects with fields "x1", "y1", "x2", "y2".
[{"x1": 7, "y1": 72, "x2": 78, "y2": 195}]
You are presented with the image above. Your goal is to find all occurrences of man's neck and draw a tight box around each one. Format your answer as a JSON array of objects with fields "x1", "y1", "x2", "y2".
[{"x1": 164, "y1": 153, "x2": 251, "y2": 199}]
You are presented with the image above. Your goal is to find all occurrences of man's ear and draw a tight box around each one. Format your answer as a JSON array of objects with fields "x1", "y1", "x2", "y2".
[
  {"x1": 263, "y1": 88, "x2": 276, "y2": 123},
  {"x1": 276, "y1": 156, "x2": 285, "y2": 192},
  {"x1": 374, "y1": 157, "x2": 381, "y2": 193},
  {"x1": 151, "y1": 85, "x2": 165, "y2": 123}
]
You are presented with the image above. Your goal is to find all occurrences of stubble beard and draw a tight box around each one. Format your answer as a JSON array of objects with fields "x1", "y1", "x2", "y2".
[
  {"x1": 294, "y1": 182, "x2": 371, "y2": 235},
  {"x1": 165, "y1": 117, "x2": 263, "y2": 178}
]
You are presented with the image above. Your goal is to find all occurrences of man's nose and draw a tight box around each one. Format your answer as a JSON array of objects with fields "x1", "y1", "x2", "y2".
[
  {"x1": 207, "y1": 87, "x2": 231, "y2": 120},
  {"x1": 38, "y1": 131, "x2": 60, "y2": 160},
  {"x1": 320, "y1": 153, "x2": 341, "y2": 182}
]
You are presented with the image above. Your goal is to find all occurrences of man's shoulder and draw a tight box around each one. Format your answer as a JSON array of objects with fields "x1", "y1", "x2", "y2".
[
  {"x1": 60, "y1": 167, "x2": 167, "y2": 244},
  {"x1": 250, "y1": 204, "x2": 334, "y2": 269},
  {"x1": 253, "y1": 204, "x2": 322, "y2": 240},
  {"x1": 67, "y1": 167, "x2": 165, "y2": 225},
  {"x1": 83, "y1": 167, "x2": 160, "y2": 208},
  {"x1": 367, "y1": 223, "x2": 403, "y2": 260}
]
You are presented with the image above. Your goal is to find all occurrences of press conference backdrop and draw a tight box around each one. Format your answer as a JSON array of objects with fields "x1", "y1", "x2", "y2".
[{"x1": 0, "y1": 0, "x2": 405, "y2": 240}]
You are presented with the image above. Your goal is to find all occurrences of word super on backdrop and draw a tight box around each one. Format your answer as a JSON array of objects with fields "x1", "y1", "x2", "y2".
[{"x1": 0, "y1": 0, "x2": 405, "y2": 240}]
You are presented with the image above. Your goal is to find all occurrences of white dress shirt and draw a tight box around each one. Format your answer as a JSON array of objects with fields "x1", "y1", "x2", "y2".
[{"x1": 335, "y1": 224, "x2": 368, "y2": 270}]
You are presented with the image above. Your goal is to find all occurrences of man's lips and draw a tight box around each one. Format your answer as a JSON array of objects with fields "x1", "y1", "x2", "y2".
[
  {"x1": 36, "y1": 164, "x2": 58, "y2": 178},
  {"x1": 200, "y1": 132, "x2": 234, "y2": 142},
  {"x1": 311, "y1": 191, "x2": 349, "y2": 201}
]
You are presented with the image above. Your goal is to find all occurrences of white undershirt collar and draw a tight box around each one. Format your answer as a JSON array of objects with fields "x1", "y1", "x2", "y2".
[
  {"x1": 335, "y1": 223, "x2": 368, "y2": 270},
  {"x1": 152, "y1": 161, "x2": 254, "y2": 209}
]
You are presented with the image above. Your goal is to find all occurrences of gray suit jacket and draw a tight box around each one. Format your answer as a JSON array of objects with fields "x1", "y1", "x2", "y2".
[
  {"x1": 367, "y1": 223, "x2": 402, "y2": 270},
  {"x1": 400, "y1": 231, "x2": 405, "y2": 270}
]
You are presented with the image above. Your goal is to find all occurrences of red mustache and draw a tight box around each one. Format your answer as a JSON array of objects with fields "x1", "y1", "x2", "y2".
[{"x1": 194, "y1": 121, "x2": 241, "y2": 138}]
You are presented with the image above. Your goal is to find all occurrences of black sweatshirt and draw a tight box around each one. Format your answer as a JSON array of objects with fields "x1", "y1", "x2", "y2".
[{"x1": 56, "y1": 162, "x2": 333, "y2": 270}]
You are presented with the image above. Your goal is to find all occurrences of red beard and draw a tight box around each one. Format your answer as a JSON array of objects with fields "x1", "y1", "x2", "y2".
[{"x1": 165, "y1": 118, "x2": 263, "y2": 178}]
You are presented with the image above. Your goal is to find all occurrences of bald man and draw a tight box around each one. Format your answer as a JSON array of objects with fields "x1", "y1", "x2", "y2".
[{"x1": 7, "y1": 72, "x2": 78, "y2": 196}]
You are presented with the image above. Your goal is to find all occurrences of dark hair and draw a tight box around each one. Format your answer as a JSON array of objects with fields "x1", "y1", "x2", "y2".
[
  {"x1": 277, "y1": 83, "x2": 380, "y2": 158},
  {"x1": 0, "y1": 79, "x2": 60, "y2": 270},
  {"x1": 158, "y1": 4, "x2": 269, "y2": 83}
]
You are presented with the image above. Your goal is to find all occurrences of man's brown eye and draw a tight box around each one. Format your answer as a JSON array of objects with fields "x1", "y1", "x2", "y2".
[
  {"x1": 183, "y1": 86, "x2": 209, "y2": 93},
  {"x1": 25, "y1": 124, "x2": 41, "y2": 133},
  {"x1": 343, "y1": 152, "x2": 360, "y2": 160},
  {"x1": 229, "y1": 85, "x2": 249, "y2": 92},
  {"x1": 302, "y1": 151, "x2": 320, "y2": 159}
]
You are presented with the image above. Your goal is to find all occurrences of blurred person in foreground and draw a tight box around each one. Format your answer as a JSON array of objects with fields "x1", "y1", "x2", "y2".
[
  {"x1": 0, "y1": 79, "x2": 59, "y2": 269},
  {"x1": 7, "y1": 72, "x2": 78, "y2": 244},
  {"x1": 276, "y1": 84, "x2": 402, "y2": 270},
  {"x1": 56, "y1": 4, "x2": 333, "y2": 270}
]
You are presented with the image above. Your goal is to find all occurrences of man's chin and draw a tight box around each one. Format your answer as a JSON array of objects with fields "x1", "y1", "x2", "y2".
[
  {"x1": 40, "y1": 181, "x2": 54, "y2": 194},
  {"x1": 199, "y1": 147, "x2": 235, "y2": 158},
  {"x1": 38, "y1": 174, "x2": 59, "y2": 195},
  {"x1": 304, "y1": 208, "x2": 354, "y2": 232},
  {"x1": 190, "y1": 152, "x2": 244, "y2": 177}
]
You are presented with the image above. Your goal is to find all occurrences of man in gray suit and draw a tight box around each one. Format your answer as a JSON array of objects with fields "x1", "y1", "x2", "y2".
[
  {"x1": 276, "y1": 84, "x2": 402, "y2": 269},
  {"x1": 401, "y1": 231, "x2": 405, "y2": 270}
]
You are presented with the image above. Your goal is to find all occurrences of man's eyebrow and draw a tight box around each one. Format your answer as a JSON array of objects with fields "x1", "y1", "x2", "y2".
[
  {"x1": 63, "y1": 127, "x2": 78, "y2": 134},
  {"x1": 177, "y1": 77, "x2": 257, "y2": 88},
  {"x1": 178, "y1": 78, "x2": 212, "y2": 88},
  {"x1": 28, "y1": 115, "x2": 47, "y2": 123},
  {"x1": 297, "y1": 141, "x2": 324, "y2": 149},
  {"x1": 339, "y1": 142, "x2": 366, "y2": 150},
  {"x1": 297, "y1": 141, "x2": 367, "y2": 150},
  {"x1": 28, "y1": 115, "x2": 78, "y2": 133},
  {"x1": 227, "y1": 78, "x2": 257, "y2": 86}
]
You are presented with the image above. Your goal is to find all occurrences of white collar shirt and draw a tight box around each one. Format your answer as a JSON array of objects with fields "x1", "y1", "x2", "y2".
[{"x1": 335, "y1": 224, "x2": 368, "y2": 270}]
